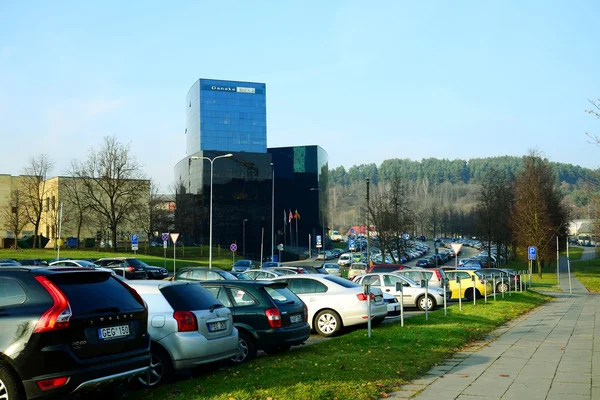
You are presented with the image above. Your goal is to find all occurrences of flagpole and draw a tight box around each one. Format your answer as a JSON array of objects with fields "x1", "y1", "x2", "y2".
[
  {"x1": 283, "y1": 210, "x2": 286, "y2": 247},
  {"x1": 296, "y1": 215, "x2": 298, "y2": 247}
]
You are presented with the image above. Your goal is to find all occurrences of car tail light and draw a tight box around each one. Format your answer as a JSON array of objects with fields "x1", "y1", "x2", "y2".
[
  {"x1": 173, "y1": 311, "x2": 198, "y2": 332},
  {"x1": 33, "y1": 276, "x2": 72, "y2": 333},
  {"x1": 127, "y1": 266, "x2": 135, "y2": 272},
  {"x1": 434, "y1": 269, "x2": 442, "y2": 281},
  {"x1": 356, "y1": 293, "x2": 375, "y2": 301},
  {"x1": 265, "y1": 308, "x2": 282, "y2": 328},
  {"x1": 114, "y1": 277, "x2": 146, "y2": 307},
  {"x1": 304, "y1": 304, "x2": 308, "y2": 321},
  {"x1": 37, "y1": 376, "x2": 69, "y2": 391}
]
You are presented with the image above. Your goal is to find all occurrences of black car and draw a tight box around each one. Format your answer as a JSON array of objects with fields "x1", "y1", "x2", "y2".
[
  {"x1": 0, "y1": 266, "x2": 150, "y2": 399},
  {"x1": 18, "y1": 259, "x2": 48, "y2": 266},
  {"x1": 94, "y1": 258, "x2": 147, "y2": 280},
  {"x1": 134, "y1": 260, "x2": 169, "y2": 280},
  {"x1": 0, "y1": 259, "x2": 21, "y2": 267},
  {"x1": 415, "y1": 259, "x2": 429, "y2": 268},
  {"x1": 200, "y1": 280, "x2": 310, "y2": 363}
]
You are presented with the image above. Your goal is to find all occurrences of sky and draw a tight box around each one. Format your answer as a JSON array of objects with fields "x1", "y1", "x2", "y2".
[{"x1": 1, "y1": 1, "x2": 599, "y2": 190}]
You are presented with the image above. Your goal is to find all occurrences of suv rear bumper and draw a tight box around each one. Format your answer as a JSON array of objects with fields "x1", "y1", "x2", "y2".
[
  {"x1": 256, "y1": 323, "x2": 311, "y2": 350},
  {"x1": 22, "y1": 353, "x2": 150, "y2": 399}
]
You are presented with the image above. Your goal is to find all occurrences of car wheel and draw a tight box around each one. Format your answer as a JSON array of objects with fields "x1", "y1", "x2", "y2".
[
  {"x1": 315, "y1": 309, "x2": 342, "y2": 337},
  {"x1": 497, "y1": 282, "x2": 509, "y2": 293},
  {"x1": 464, "y1": 288, "x2": 475, "y2": 301},
  {"x1": 138, "y1": 345, "x2": 173, "y2": 387},
  {"x1": 0, "y1": 362, "x2": 24, "y2": 400},
  {"x1": 417, "y1": 295, "x2": 436, "y2": 311},
  {"x1": 230, "y1": 332, "x2": 256, "y2": 363}
]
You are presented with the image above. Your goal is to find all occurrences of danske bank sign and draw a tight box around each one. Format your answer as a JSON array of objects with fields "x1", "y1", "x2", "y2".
[{"x1": 208, "y1": 85, "x2": 256, "y2": 94}]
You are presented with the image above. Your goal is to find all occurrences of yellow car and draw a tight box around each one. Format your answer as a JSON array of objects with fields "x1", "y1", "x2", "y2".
[{"x1": 444, "y1": 270, "x2": 493, "y2": 300}]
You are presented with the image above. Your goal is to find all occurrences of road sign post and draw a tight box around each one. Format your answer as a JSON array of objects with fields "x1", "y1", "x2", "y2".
[
  {"x1": 230, "y1": 243, "x2": 237, "y2": 263},
  {"x1": 363, "y1": 284, "x2": 372, "y2": 338},
  {"x1": 493, "y1": 274, "x2": 497, "y2": 301},
  {"x1": 170, "y1": 233, "x2": 180, "y2": 279},
  {"x1": 278, "y1": 243, "x2": 284, "y2": 263},
  {"x1": 131, "y1": 234, "x2": 138, "y2": 255},
  {"x1": 501, "y1": 273, "x2": 505, "y2": 298},
  {"x1": 484, "y1": 277, "x2": 487, "y2": 303},
  {"x1": 471, "y1": 275, "x2": 476, "y2": 306},
  {"x1": 162, "y1": 233, "x2": 168, "y2": 269},
  {"x1": 457, "y1": 276, "x2": 462, "y2": 311}
]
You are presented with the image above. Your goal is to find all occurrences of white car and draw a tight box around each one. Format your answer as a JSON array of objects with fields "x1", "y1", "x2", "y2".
[
  {"x1": 127, "y1": 281, "x2": 239, "y2": 386},
  {"x1": 353, "y1": 272, "x2": 448, "y2": 311},
  {"x1": 244, "y1": 269, "x2": 283, "y2": 280},
  {"x1": 49, "y1": 259, "x2": 117, "y2": 276},
  {"x1": 337, "y1": 253, "x2": 353, "y2": 267},
  {"x1": 270, "y1": 274, "x2": 388, "y2": 337}
]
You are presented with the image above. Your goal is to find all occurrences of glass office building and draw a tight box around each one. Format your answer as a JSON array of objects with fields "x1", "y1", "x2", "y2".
[
  {"x1": 186, "y1": 79, "x2": 267, "y2": 155},
  {"x1": 175, "y1": 78, "x2": 328, "y2": 259}
]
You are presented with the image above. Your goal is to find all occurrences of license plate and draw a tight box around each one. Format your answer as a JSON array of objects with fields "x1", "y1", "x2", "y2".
[
  {"x1": 208, "y1": 321, "x2": 227, "y2": 332},
  {"x1": 290, "y1": 314, "x2": 302, "y2": 324},
  {"x1": 98, "y1": 324, "x2": 130, "y2": 340}
]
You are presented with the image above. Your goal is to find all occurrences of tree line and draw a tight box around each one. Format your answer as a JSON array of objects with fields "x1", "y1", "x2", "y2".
[{"x1": 330, "y1": 156, "x2": 597, "y2": 187}]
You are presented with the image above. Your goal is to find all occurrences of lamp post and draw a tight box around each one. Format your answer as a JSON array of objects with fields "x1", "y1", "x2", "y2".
[
  {"x1": 243, "y1": 218, "x2": 248, "y2": 257},
  {"x1": 189, "y1": 153, "x2": 233, "y2": 269},
  {"x1": 270, "y1": 162, "x2": 275, "y2": 262},
  {"x1": 310, "y1": 188, "x2": 325, "y2": 252},
  {"x1": 365, "y1": 178, "x2": 370, "y2": 267}
]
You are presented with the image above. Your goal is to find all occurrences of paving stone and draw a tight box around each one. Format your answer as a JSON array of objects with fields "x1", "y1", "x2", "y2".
[{"x1": 547, "y1": 382, "x2": 591, "y2": 396}]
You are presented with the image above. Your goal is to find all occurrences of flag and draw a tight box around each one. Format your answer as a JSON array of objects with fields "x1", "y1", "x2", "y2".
[
  {"x1": 289, "y1": 210, "x2": 293, "y2": 223},
  {"x1": 295, "y1": 209, "x2": 300, "y2": 220},
  {"x1": 284, "y1": 209, "x2": 287, "y2": 226}
]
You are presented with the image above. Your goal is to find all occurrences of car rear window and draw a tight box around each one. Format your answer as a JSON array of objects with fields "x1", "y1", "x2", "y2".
[
  {"x1": 264, "y1": 286, "x2": 300, "y2": 304},
  {"x1": 49, "y1": 271, "x2": 144, "y2": 314},
  {"x1": 323, "y1": 275, "x2": 360, "y2": 288},
  {"x1": 160, "y1": 283, "x2": 222, "y2": 311}
]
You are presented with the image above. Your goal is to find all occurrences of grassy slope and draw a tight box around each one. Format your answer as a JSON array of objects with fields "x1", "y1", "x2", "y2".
[
  {"x1": 571, "y1": 248, "x2": 600, "y2": 293},
  {"x1": 135, "y1": 291, "x2": 549, "y2": 400},
  {"x1": 0, "y1": 246, "x2": 239, "y2": 271}
]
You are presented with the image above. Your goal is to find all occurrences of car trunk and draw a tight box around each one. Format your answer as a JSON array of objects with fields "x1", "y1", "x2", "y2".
[
  {"x1": 47, "y1": 271, "x2": 148, "y2": 359},
  {"x1": 261, "y1": 283, "x2": 306, "y2": 327}
]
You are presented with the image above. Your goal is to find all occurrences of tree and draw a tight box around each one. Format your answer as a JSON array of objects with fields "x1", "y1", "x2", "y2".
[
  {"x1": 61, "y1": 173, "x2": 90, "y2": 249},
  {"x1": 133, "y1": 181, "x2": 171, "y2": 253},
  {"x1": 68, "y1": 136, "x2": 149, "y2": 252},
  {"x1": 511, "y1": 151, "x2": 569, "y2": 277},
  {"x1": 1, "y1": 189, "x2": 28, "y2": 248},
  {"x1": 368, "y1": 175, "x2": 414, "y2": 263},
  {"x1": 21, "y1": 154, "x2": 54, "y2": 248}
]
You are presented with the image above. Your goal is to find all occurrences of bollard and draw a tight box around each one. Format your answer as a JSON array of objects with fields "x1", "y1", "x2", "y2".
[
  {"x1": 395, "y1": 281, "x2": 404, "y2": 327},
  {"x1": 443, "y1": 277, "x2": 448, "y2": 316},
  {"x1": 501, "y1": 273, "x2": 505, "y2": 299},
  {"x1": 484, "y1": 277, "x2": 487, "y2": 303},
  {"x1": 457, "y1": 276, "x2": 462, "y2": 311},
  {"x1": 493, "y1": 274, "x2": 497, "y2": 301},
  {"x1": 471, "y1": 275, "x2": 476, "y2": 306}
]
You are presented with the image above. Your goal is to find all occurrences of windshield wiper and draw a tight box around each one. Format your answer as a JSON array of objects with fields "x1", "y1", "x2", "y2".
[{"x1": 209, "y1": 304, "x2": 224, "y2": 313}]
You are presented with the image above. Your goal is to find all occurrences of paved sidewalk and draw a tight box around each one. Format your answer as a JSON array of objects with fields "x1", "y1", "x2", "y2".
[{"x1": 389, "y1": 249, "x2": 599, "y2": 400}]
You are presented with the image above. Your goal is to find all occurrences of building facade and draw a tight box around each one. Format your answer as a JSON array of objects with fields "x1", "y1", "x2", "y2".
[
  {"x1": 186, "y1": 79, "x2": 267, "y2": 155},
  {"x1": 175, "y1": 79, "x2": 328, "y2": 259}
]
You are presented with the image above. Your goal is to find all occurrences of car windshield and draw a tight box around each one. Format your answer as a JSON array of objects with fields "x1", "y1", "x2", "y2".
[
  {"x1": 323, "y1": 275, "x2": 360, "y2": 288},
  {"x1": 264, "y1": 286, "x2": 300, "y2": 304}
]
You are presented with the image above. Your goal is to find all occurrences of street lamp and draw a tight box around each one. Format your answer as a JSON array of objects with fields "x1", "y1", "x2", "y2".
[
  {"x1": 270, "y1": 162, "x2": 275, "y2": 262},
  {"x1": 243, "y1": 218, "x2": 248, "y2": 257},
  {"x1": 189, "y1": 153, "x2": 233, "y2": 269},
  {"x1": 310, "y1": 188, "x2": 325, "y2": 252}
]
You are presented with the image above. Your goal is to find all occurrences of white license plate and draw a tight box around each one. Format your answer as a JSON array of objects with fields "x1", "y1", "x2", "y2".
[
  {"x1": 208, "y1": 321, "x2": 227, "y2": 332},
  {"x1": 98, "y1": 324, "x2": 130, "y2": 340},
  {"x1": 290, "y1": 314, "x2": 302, "y2": 324}
]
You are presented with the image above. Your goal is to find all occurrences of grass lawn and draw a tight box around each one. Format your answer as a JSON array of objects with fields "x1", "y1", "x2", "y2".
[
  {"x1": 562, "y1": 246, "x2": 583, "y2": 260},
  {"x1": 504, "y1": 259, "x2": 560, "y2": 291},
  {"x1": 134, "y1": 291, "x2": 550, "y2": 400},
  {"x1": 0, "y1": 246, "x2": 240, "y2": 271},
  {"x1": 572, "y1": 257, "x2": 600, "y2": 293}
]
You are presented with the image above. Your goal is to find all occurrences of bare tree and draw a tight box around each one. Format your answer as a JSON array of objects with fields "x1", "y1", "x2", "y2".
[
  {"x1": 1, "y1": 189, "x2": 28, "y2": 249},
  {"x1": 68, "y1": 136, "x2": 148, "y2": 252},
  {"x1": 61, "y1": 174, "x2": 90, "y2": 249},
  {"x1": 21, "y1": 154, "x2": 54, "y2": 248},
  {"x1": 368, "y1": 175, "x2": 414, "y2": 263},
  {"x1": 133, "y1": 181, "x2": 171, "y2": 253}
]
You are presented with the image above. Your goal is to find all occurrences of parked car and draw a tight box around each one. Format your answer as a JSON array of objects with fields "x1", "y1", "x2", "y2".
[
  {"x1": 353, "y1": 273, "x2": 447, "y2": 311},
  {"x1": 175, "y1": 267, "x2": 238, "y2": 281},
  {"x1": 445, "y1": 270, "x2": 493, "y2": 300},
  {"x1": 366, "y1": 264, "x2": 409, "y2": 274},
  {"x1": 477, "y1": 268, "x2": 520, "y2": 292},
  {"x1": 322, "y1": 263, "x2": 341, "y2": 276},
  {"x1": 244, "y1": 269, "x2": 284, "y2": 280},
  {"x1": 261, "y1": 261, "x2": 281, "y2": 269},
  {"x1": 49, "y1": 259, "x2": 117, "y2": 276},
  {"x1": 94, "y1": 257, "x2": 147, "y2": 280},
  {"x1": 232, "y1": 260, "x2": 256, "y2": 272},
  {"x1": 127, "y1": 280, "x2": 238, "y2": 386},
  {"x1": 331, "y1": 248, "x2": 344, "y2": 258},
  {"x1": 337, "y1": 253, "x2": 353, "y2": 267},
  {"x1": 270, "y1": 274, "x2": 388, "y2": 337},
  {"x1": 415, "y1": 259, "x2": 429, "y2": 268},
  {"x1": 18, "y1": 258, "x2": 48, "y2": 266},
  {"x1": 347, "y1": 262, "x2": 368, "y2": 280},
  {"x1": 130, "y1": 260, "x2": 168, "y2": 280},
  {"x1": 393, "y1": 268, "x2": 448, "y2": 291},
  {"x1": 382, "y1": 293, "x2": 400, "y2": 317},
  {"x1": 0, "y1": 259, "x2": 21, "y2": 266},
  {"x1": 316, "y1": 251, "x2": 333, "y2": 260},
  {"x1": 201, "y1": 280, "x2": 310, "y2": 363},
  {"x1": 457, "y1": 260, "x2": 484, "y2": 270},
  {"x1": 0, "y1": 266, "x2": 150, "y2": 399},
  {"x1": 229, "y1": 271, "x2": 252, "y2": 280}
]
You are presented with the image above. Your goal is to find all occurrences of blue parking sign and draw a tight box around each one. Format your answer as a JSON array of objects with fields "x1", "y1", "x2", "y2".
[{"x1": 528, "y1": 246, "x2": 537, "y2": 260}]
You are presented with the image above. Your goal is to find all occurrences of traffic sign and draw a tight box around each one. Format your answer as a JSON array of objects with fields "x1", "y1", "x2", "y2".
[
  {"x1": 170, "y1": 233, "x2": 180, "y2": 245},
  {"x1": 350, "y1": 228, "x2": 355, "y2": 234},
  {"x1": 163, "y1": 240, "x2": 167, "y2": 249},
  {"x1": 277, "y1": 243, "x2": 284, "y2": 251},
  {"x1": 131, "y1": 234, "x2": 138, "y2": 251},
  {"x1": 161, "y1": 233, "x2": 169, "y2": 242},
  {"x1": 230, "y1": 243, "x2": 238, "y2": 252},
  {"x1": 528, "y1": 246, "x2": 537, "y2": 260},
  {"x1": 316, "y1": 235, "x2": 322, "y2": 248},
  {"x1": 450, "y1": 243, "x2": 463, "y2": 255}
]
